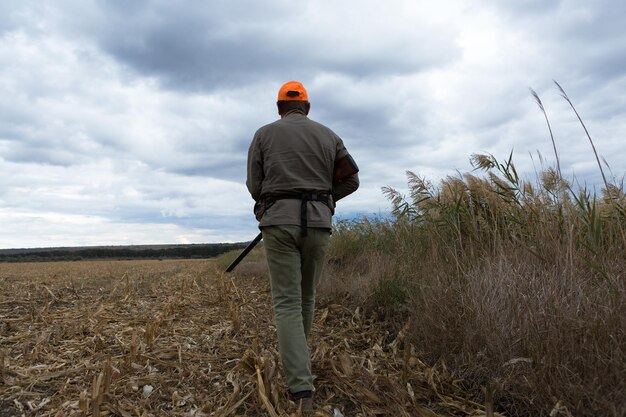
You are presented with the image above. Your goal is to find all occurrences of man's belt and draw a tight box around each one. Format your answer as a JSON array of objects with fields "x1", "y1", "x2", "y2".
[{"x1": 267, "y1": 191, "x2": 333, "y2": 237}]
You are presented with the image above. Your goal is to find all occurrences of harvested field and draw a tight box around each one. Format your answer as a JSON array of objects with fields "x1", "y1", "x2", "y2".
[{"x1": 0, "y1": 258, "x2": 496, "y2": 416}]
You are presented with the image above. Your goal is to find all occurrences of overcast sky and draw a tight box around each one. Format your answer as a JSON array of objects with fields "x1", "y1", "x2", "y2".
[{"x1": 1, "y1": 0, "x2": 625, "y2": 249}]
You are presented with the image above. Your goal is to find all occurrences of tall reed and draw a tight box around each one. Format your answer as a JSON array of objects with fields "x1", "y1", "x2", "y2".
[{"x1": 321, "y1": 85, "x2": 626, "y2": 417}]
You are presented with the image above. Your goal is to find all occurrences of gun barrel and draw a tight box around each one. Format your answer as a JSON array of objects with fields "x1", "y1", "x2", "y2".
[{"x1": 225, "y1": 232, "x2": 263, "y2": 272}]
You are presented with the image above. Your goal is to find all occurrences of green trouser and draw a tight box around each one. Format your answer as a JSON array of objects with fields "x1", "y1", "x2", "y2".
[{"x1": 261, "y1": 225, "x2": 331, "y2": 394}]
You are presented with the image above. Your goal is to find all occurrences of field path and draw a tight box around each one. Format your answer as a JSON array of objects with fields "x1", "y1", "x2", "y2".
[{"x1": 0, "y1": 259, "x2": 490, "y2": 417}]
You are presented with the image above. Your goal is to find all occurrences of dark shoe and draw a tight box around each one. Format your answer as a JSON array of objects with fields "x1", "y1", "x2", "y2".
[
  {"x1": 290, "y1": 390, "x2": 314, "y2": 412},
  {"x1": 299, "y1": 396, "x2": 313, "y2": 412}
]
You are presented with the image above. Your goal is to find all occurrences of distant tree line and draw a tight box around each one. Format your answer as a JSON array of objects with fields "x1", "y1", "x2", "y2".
[{"x1": 0, "y1": 243, "x2": 248, "y2": 262}]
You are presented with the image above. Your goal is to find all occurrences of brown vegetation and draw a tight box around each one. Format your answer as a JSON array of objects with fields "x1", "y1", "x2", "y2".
[
  {"x1": 1, "y1": 257, "x2": 496, "y2": 416},
  {"x1": 322, "y1": 85, "x2": 625, "y2": 416},
  {"x1": 321, "y1": 153, "x2": 626, "y2": 417}
]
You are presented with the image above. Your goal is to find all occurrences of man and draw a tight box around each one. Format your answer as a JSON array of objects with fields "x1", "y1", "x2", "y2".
[{"x1": 246, "y1": 80, "x2": 359, "y2": 411}]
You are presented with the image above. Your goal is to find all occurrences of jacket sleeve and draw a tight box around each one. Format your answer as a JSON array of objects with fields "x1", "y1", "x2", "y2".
[
  {"x1": 246, "y1": 132, "x2": 263, "y2": 202},
  {"x1": 333, "y1": 173, "x2": 359, "y2": 201},
  {"x1": 332, "y1": 137, "x2": 359, "y2": 201}
]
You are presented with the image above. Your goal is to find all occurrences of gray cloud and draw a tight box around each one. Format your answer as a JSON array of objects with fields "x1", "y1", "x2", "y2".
[
  {"x1": 1, "y1": 0, "x2": 624, "y2": 248},
  {"x1": 41, "y1": 1, "x2": 460, "y2": 92},
  {"x1": 0, "y1": 2, "x2": 25, "y2": 34},
  {"x1": 485, "y1": 0, "x2": 626, "y2": 84}
]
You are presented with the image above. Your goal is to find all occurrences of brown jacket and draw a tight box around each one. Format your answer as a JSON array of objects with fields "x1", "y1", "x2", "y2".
[{"x1": 246, "y1": 110, "x2": 359, "y2": 228}]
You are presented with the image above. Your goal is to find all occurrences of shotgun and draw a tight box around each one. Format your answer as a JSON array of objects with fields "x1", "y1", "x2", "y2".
[{"x1": 225, "y1": 232, "x2": 262, "y2": 272}]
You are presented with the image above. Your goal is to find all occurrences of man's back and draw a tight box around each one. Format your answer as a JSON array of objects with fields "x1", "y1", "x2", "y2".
[
  {"x1": 247, "y1": 109, "x2": 355, "y2": 228},
  {"x1": 250, "y1": 111, "x2": 342, "y2": 194}
]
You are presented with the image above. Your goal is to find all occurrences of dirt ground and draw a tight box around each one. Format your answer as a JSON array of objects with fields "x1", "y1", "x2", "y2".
[{"x1": 0, "y1": 259, "x2": 493, "y2": 417}]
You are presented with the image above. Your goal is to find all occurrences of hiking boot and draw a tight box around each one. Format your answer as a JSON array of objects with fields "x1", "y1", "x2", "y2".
[
  {"x1": 290, "y1": 390, "x2": 314, "y2": 413},
  {"x1": 298, "y1": 396, "x2": 313, "y2": 413}
]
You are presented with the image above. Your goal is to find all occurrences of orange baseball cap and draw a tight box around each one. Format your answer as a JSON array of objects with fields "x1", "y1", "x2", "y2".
[{"x1": 277, "y1": 80, "x2": 309, "y2": 101}]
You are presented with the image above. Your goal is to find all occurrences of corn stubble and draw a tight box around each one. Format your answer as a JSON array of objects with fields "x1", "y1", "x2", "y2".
[
  {"x1": 0, "y1": 256, "x2": 496, "y2": 416},
  {"x1": 322, "y1": 84, "x2": 625, "y2": 416}
]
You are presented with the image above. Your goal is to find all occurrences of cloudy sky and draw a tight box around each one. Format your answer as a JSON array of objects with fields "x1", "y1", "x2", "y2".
[{"x1": 1, "y1": 0, "x2": 625, "y2": 249}]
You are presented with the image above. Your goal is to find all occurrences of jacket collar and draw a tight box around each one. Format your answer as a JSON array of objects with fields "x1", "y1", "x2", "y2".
[{"x1": 282, "y1": 109, "x2": 307, "y2": 118}]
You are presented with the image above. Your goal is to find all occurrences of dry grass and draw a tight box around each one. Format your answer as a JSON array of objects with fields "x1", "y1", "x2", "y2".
[
  {"x1": 323, "y1": 154, "x2": 626, "y2": 417},
  {"x1": 1, "y1": 257, "x2": 496, "y2": 416}
]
